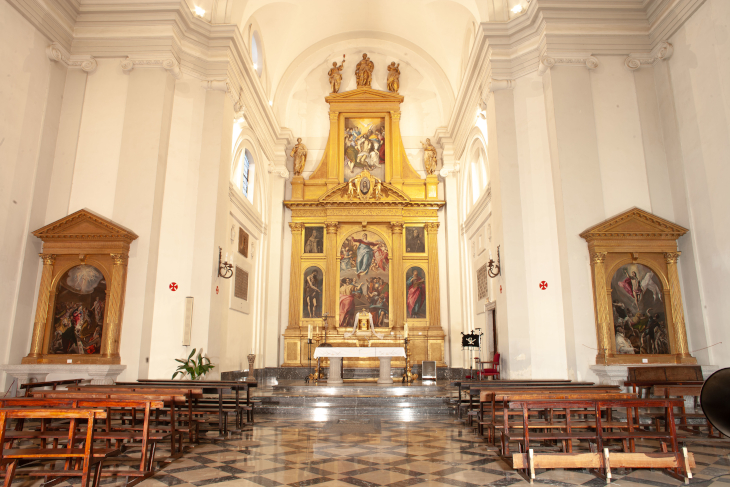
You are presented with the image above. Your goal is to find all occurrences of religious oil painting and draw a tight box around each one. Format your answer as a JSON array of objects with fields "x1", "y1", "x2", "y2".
[
  {"x1": 238, "y1": 227, "x2": 249, "y2": 258},
  {"x1": 303, "y1": 266, "x2": 323, "y2": 319},
  {"x1": 405, "y1": 226, "x2": 425, "y2": 253},
  {"x1": 303, "y1": 226, "x2": 323, "y2": 254},
  {"x1": 339, "y1": 231, "x2": 389, "y2": 329},
  {"x1": 50, "y1": 265, "x2": 106, "y2": 355},
  {"x1": 344, "y1": 118, "x2": 385, "y2": 182},
  {"x1": 406, "y1": 266, "x2": 426, "y2": 319},
  {"x1": 611, "y1": 263, "x2": 669, "y2": 355}
]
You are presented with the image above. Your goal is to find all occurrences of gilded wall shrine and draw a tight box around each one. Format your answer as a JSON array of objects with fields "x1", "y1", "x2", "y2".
[{"x1": 283, "y1": 80, "x2": 446, "y2": 369}]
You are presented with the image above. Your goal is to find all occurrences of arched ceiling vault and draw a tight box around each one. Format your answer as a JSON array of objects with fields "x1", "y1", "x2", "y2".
[{"x1": 227, "y1": 0, "x2": 481, "y2": 125}]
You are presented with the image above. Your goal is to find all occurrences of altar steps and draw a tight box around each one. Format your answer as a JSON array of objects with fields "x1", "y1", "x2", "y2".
[{"x1": 253, "y1": 380, "x2": 458, "y2": 418}]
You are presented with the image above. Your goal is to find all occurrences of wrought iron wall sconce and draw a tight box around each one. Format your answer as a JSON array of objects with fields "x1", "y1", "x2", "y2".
[
  {"x1": 218, "y1": 247, "x2": 233, "y2": 279},
  {"x1": 487, "y1": 245, "x2": 501, "y2": 278}
]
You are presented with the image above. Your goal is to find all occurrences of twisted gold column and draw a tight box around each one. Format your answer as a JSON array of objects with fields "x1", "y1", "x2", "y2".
[
  {"x1": 425, "y1": 222, "x2": 441, "y2": 331},
  {"x1": 102, "y1": 254, "x2": 127, "y2": 360},
  {"x1": 664, "y1": 252, "x2": 690, "y2": 358},
  {"x1": 287, "y1": 223, "x2": 304, "y2": 330},
  {"x1": 390, "y1": 222, "x2": 404, "y2": 333},
  {"x1": 27, "y1": 254, "x2": 56, "y2": 359},
  {"x1": 325, "y1": 222, "x2": 339, "y2": 323},
  {"x1": 591, "y1": 252, "x2": 613, "y2": 360}
]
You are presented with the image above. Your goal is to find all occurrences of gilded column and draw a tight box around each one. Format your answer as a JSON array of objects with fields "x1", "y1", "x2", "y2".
[
  {"x1": 324, "y1": 222, "x2": 339, "y2": 324},
  {"x1": 591, "y1": 252, "x2": 612, "y2": 359},
  {"x1": 327, "y1": 112, "x2": 339, "y2": 185},
  {"x1": 390, "y1": 111, "x2": 402, "y2": 186},
  {"x1": 390, "y1": 222, "x2": 404, "y2": 332},
  {"x1": 27, "y1": 254, "x2": 56, "y2": 358},
  {"x1": 102, "y1": 253, "x2": 128, "y2": 360},
  {"x1": 664, "y1": 252, "x2": 690, "y2": 358},
  {"x1": 425, "y1": 222, "x2": 441, "y2": 330},
  {"x1": 287, "y1": 222, "x2": 305, "y2": 330}
]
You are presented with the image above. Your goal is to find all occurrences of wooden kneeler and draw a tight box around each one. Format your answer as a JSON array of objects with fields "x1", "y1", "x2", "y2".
[{"x1": 513, "y1": 447, "x2": 695, "y2": 484}]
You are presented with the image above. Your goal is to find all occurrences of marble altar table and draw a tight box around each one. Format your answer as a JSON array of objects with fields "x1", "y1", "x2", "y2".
[{"x1": 313, "y1": 347, "x2": 406, "y2": 384}]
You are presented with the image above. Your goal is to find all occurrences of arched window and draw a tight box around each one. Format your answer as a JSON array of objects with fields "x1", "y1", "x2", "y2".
[
  {"x1": 251, "y1": 30, "x2": 263, "y2": 77},
  {"x1": 242, "y1": 149, "x2": 255, "y2": 202}
]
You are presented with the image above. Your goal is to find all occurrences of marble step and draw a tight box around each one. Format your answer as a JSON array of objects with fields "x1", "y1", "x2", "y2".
[{"x1": 255, "y1": 392, "x2": 456, "y2": 416}]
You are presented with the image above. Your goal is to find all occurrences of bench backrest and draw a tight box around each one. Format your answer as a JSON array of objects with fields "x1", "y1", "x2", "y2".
[
  {"x1": 31, "y1": 392, "x2": 188, "y2": 403},
  {"x1": 67, "y1": 386, "x2": 204, "y2": 395},
  {"x1": 627, "y1": 365, "x2": 703, "y2": 382},
  {"x1": 492, "y1": 392, "x2": 635, "y2": 402},
  {"x1": 478, "y1": 387, "x2": 621, "y2": 401},
  {"x1": 507, "y1": 397, "x2": 683, "y2": 409}
]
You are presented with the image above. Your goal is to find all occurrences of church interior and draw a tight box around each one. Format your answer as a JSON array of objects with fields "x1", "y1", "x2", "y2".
[{"x1": 2, "y1": 0, "x2": 730, "y2": 485}]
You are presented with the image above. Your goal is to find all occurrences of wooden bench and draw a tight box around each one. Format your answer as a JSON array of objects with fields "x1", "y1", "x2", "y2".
[
  {"x1": 503, "y1": 398, "x2": 694, "y2": 484},
  {"x1": 0, "y1": 397, "x2": 168, "y2": 485},
  {"x1": 31, "y1": 392, "x2": 193, "y2": 456},
  {"x1": 19, "y1": 379, "x2": 84, "y2": 397},
  {"x1": 0, "y1": 408, "x2": 119, "y2": 487}
]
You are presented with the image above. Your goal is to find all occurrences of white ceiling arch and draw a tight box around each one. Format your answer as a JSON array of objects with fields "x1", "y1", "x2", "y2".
[{"x1": 273, "y1": 32, "x2": 456, "y2": 129}]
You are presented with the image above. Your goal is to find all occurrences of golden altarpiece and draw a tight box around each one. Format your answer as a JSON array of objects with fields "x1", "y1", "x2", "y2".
[
  {"x1": 581, "y1": 208, "x2": 697, "y2": 366},
  {"x1": 283, "y1": 87, "x2": 446, "y2": 369},
  {"x1": 23, "y1": 209, "x2": 138, "y2": 365}
]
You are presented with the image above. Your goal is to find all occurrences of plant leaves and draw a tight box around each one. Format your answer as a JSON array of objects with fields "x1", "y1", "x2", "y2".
[{"x1": 189, "y1": 349, "x2": 196, "y2": 360}]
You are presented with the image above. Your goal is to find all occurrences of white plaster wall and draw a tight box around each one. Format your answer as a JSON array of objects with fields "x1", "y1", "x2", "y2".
[
  {"x1": 67, "y1": 59, "x2": 129, "y2": 217},
  {"x1": 0, "y1": 1, "x2": 62, "y2": 388},
  {"x1": 668, "y1": 0, "x2": 730, "y2": 368},
  {"x1": 512, "y1": 74, "x2": 568, "y2": 379}
]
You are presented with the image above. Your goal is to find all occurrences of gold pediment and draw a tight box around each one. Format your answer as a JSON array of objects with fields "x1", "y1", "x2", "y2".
[
  {"x1": 318, "y1": 173, "x2": 410, "y2": 204},
  {"x1": 33, "y1": 209, "x2": 139, "y2": 243},
  {"x1": 580, "y1": 207, "x2": 688, "y2": 241},
  {"x1": 325, "y1": 87, "x2": 404, "y2": 104}
]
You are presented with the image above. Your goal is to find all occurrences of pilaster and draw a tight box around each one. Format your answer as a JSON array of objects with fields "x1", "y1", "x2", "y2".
[
  {"x1": 287, "y1": 222, "x2": 305, "y2": 330},
  {"x1": 425, "y1": 222, "x2": 441, "y2": 331},
  {"x1": 324, "y1": 222, "x2": 339, "y2": 321},
  {"x1": 390, "y1": 222, "x2": 404, "y2": 333},
  {"x1": 664, "y1": 252, "x2": 691, "y2": 360},
  {"x1": 590, "y1": 252, "x2": 612, "y2": 363},
  {"x1": 25, "y1": 254, "x2": 55, "y2": 360}
]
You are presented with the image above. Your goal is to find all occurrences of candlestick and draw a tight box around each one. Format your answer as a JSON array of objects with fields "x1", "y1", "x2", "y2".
[
  {"x1": 308, "y1": 324, "x2": 312, "y2": 340},
  {"x1": 404, "y1": 323, "x2": 409, "y2": 338}
]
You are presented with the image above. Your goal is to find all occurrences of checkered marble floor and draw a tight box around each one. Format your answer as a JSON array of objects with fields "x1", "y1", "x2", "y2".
[
  {"x1": 11, "y1": 415, "x2": 730, "y2": 487},
  {"x1": 131, "y1": 415, "x2": 730, "y2": 487}
]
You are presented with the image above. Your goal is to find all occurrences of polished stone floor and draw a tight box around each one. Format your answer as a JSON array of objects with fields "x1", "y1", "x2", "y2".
[
  {"x1": 129, "y1": 415, "x2": 730, "y2": 487},
  {"x1": 12, "y1": 414, "x2": 730, "y2": 487}
]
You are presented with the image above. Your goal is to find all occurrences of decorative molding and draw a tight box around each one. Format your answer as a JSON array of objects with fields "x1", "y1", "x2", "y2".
[
  {"x1": 625, "y1": 41, "x2": 674, "y2": 71},
  {"x1": 46, "y1": 42, "x2": 96, "y2": 73},
  {"x1": 439, "y1": 162, "x2": 460, "y2": 178},
  {"x1": 487, "y1": 78, "x2": 515, "y2": 92},
  {"x1": 267, "y1": 163, "x2": 290, "y2": 179},
  {"x1": 538, "y1": 53, "x2": 599, "y2": 76},
  {"x1": 203, "y1": 79, "x2": 231, "y2": 93},
  {"x1": 228, "y1": 182, "x2": 265, "y2": 235},
  {"x1": 120, "y1": 56, "x2": 182, "y2": 79},
  {"x1": 580, "y1": 207, "x2": 688, "y2": 241}
]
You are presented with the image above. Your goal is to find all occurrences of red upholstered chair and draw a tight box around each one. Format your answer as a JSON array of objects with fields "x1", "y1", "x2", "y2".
[{"x1": 476, "y1": 353, "x2": 500, "y2": 380}]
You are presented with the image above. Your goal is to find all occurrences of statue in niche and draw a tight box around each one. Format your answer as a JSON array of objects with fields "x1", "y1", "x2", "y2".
[
  {"x1": 421, "y1": 138, "x2": 438, "y2": 175},
  {"x1": 290, "y1": 138, "x2": 307, "y2": 176},
  {"x1": 328, "y1": 57, "x2": 345, "y2": 93},
  {"x1": 355, "y1": 54, "x2": 374, "y2": 88},
  {"x1": 386, "y1": 62, "x2": 400, "y2": 92}
]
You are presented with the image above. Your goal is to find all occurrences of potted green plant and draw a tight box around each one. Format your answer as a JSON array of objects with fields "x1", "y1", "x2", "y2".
[{"x1": 172, "y1": 348, "x2": 215, "y2": 380}]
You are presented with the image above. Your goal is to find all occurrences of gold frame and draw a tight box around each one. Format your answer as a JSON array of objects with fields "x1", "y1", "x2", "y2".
[
  {"x1": 301, "y1": 263, "x2": 325, "y2": 320},
  {"x1": 404, "y1": 264, "x2": 428, "y2": 323},
  {"x1": 302, "y1": 225, "x2": 325, "y2": 255},
  {"x1": 23, "y1": 209, "x2": 138, "y2": 365},
  {"x1": 403, "y1": 225, "x2": 427, "y2": 256},
  {"x1": 581, "y1": 208, "x2": 696, "y2": 365}
]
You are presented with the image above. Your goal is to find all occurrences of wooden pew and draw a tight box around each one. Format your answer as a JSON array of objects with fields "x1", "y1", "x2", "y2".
[
  {"x1": 19, "y1": 379, "x2": 84, "y2": 397},
  {"x1": 0, "y1": 397, "x2": 167, "y2": 485},
  {"x1": 504, "y1": 398, "x2": 694, "y2": 484},
  {"x1": 0, "y1": 408, "x2": 118, "y2": 487},
  {"x1": 30, "y1": 392, "x2": 191, "y2": 456}
]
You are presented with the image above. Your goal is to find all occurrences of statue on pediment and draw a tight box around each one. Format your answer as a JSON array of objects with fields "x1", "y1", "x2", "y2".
[
  {"x1": 328, "y1": 58, "x2": 345, "y2": 94},
  {"x1": 386, "y1": 62, "x2": 400, "y2": 93},
  {"x1": 355, "y1": 54, "x2": 374, "y2": 88},
  {"x1": 421, "y1": 138, "x2": 438, "y2": 175},
  {"x1": 291, "y1": 138, "x2": 307, "y2": 176}
]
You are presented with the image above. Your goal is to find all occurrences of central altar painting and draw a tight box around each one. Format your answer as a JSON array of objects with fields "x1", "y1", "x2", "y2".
[
  {"x1": 339, "y1": 231, "x2": 390, "y2": 329},
  {"x1": 344, "y1": 118, "x2": 385, "y2": 182},
  {"x1": 283, "y1": 54, "x2": 445, "y2": 369}
]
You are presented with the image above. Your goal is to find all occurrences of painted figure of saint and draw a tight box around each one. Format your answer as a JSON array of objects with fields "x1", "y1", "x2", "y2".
[
  {"x1": 352, "y1": 233, "x2": 380, "y2": 279},
  {"x1": 339, "y1": 278, "x2": 362, "y2": 328},
  {"x1": 305, "y1": 269, "x2": 321, "y2": 318},
  {"x1": 304, "y1": 229, "x2": 321, "y2": 253},
  {"x1": 406, "y1": 268, "x2": 426, "y2": 318}
]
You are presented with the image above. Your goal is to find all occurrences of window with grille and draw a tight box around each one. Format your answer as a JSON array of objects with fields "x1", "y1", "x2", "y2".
[{"x1": 241, "y1": 152, "x2": 250, "y2": 197}]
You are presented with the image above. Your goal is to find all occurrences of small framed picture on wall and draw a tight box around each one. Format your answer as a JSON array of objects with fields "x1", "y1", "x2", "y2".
[{"x1": 238, "y1": 227, "x2": 249, "y2": 258}]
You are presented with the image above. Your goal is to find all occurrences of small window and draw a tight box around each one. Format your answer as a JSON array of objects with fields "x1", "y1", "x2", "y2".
[
  {"x1": 242, "y1": 152, "x2": 250, "y2": 196},
  {"x1": 251, "y1": 31, "x2": 263, "y2": 77}
]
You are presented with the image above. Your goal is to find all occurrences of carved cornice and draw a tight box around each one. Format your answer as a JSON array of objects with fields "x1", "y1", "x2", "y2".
[
  {"x1": 625, "y1": 41, "x2": 674, "y2": 71},
  {"x1": 46, "y1": 42, "x2": 96, "y2": 73},
  {"x1": 228, "y1": 183, "x2": 265, "y2": 235},
  {"x1": 120, "y1": 56, "x2": 182, "y2": 79},
  {"x1": 580, "y1": 207, "x2": 688, "y2": 242},
  {"x1": 32, "y1": 209, "x2": 139, "y2": 244},
  {"x1": 538, "y1": 53, "x2": 599, "y2": 76}
]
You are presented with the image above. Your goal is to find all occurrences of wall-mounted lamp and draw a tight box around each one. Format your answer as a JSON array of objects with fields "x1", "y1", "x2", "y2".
[
  {"x1": 487, "y1": 245, "x2": 501, "y2": 278},
  {"x1": 218, "y1": 247, "x2": 233, "y2": 279}
]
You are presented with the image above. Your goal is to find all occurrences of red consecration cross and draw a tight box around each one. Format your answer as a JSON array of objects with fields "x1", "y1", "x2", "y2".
[
  {"x1": 169, "y1": 282, "x2": 178, "y2": 291},
  {"x1": 539, "y1": 281, "x2": 548, "y2": 290}
]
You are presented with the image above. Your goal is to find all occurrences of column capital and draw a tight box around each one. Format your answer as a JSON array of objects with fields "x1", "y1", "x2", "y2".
[
  {"x1": 390, "y1": 111, "x2": 401, "y2": 121},
  {"x1": 110, "y1": 254, "x2": 128, "y2": 266},
  {"x1": 590, "y1": 252, "x2": 607, "y2": 264},
  {"x1": 39, "y1": 254, "x2": 56, "y2": 265},
  {"x1": 325, "y1": 222, "x2": 339, "y2": 234},
  {"x1": 329, "y1": 112, "x2": 339, "y2": 121},
  {"x1": 46, "y1": 42, "x2": 97, "y2": 73},
  {"x1": 120, "y1": 56, "x2": 182, "y2": 79},
  {"x1": 289, "y1": 222, "x2": 305, "y2": 233},
  {"x1": 625, "y1": 41, "x2": 674, "y2": 71},
  {"x1": 664, "y1": 251, "x2": 681, "y2": 264},
  {"x1": 425, "y1": 222, "x2": 440, "y2": 234},
  {"x1": 488, "y1": 78, "x2": 515, "y2": 92},
  {"x1": 538, "y1": 53, "x2": 599, "y2": 75},
  {"x1": 390, "y1": 222, "x2": 404, "y2": 234}
]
